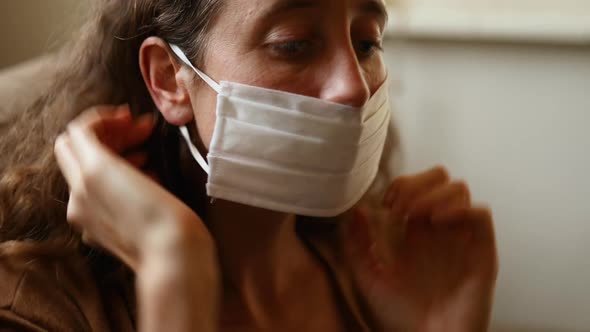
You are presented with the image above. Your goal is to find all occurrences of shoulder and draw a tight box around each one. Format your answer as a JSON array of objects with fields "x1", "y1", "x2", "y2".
[{"x1": 0, "y1": 255, "x2": 130, "y2": 332}]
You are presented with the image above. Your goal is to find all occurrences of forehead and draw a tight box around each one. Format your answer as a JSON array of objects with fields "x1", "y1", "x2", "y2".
[{"x1": 225, "y1": 0, "x2": 387, "y2": 20}]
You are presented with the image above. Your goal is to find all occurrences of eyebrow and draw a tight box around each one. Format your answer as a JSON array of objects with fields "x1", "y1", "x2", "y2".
[
  {"x1": 259, "y1": 0, "x2": 388, "y2": 24},
  {"x1": 359, "y1": 0, "x2": 389, "y2": 24},
  {"x1": 261, "y1": 0, "x2": 318, "y2": 20}
]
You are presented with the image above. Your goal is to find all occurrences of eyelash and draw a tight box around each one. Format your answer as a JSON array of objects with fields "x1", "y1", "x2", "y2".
[
  {"x1": 268, "y1": 40, "x2": 314, "y2": 60},
  {"x1": 355, "y1": 40, "x2": 384, "y2": 58},
  {"x1": 268, "y1": 39, "x2": 383, "y2": 61}
]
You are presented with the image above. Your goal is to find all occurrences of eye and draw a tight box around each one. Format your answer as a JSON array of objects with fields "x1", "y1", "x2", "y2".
[
  {"x1": 268, "y1": 40, "x2": 315, "y2": 60},
  {"x1": 355, "y1": 39, "x2": 383, "y2": 59}
]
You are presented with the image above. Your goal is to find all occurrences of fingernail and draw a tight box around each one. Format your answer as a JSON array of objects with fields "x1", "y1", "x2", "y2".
[
  {"x1": 115, "y1": 104, "x2": 131, "y2": 117},
  {"x1": 136, "y1": 113, "x2": 156, "y2": 126}
]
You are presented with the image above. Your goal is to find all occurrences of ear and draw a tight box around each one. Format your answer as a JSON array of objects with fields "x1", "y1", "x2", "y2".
[{"x1": 139, "y1": 37, "x2": 193, "y2": 125}]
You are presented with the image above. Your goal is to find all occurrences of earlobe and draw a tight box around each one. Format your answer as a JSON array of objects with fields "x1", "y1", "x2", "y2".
[{"x1": 139, "y1": 37, "x2": 193, "y2": 125}]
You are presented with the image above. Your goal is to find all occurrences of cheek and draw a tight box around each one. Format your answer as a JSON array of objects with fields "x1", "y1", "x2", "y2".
[
  {"x1": 365, "y1": 59, "x2": 388, "y2": 89},
  {"x1": 190, "y1": 87, "x2": 218, "y2": 149}
]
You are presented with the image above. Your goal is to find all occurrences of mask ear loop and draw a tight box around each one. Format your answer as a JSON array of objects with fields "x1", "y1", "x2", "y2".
[
  {"x1": 178, "y1": 126, "x2": 210, "y2": 174},
  {"x1": 169, "y1": 44, "x2": 221, "y2": 93},
  {"x1": 168, "y1": 44, "x2": 220, "y2": 176}
]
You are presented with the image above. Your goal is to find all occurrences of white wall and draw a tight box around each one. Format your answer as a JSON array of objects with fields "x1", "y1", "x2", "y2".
[{"x1": 384, "y1": 38, "x2": 590, "y2": 332}]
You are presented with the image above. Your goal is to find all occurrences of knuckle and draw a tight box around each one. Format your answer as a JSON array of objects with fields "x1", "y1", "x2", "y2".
[
  {"x1": 391, "y1": 176, "x2": 410, "y2": 193},
  {"x1": 476, "y1": 207, "x2": 493, "y2": 221},
  {"x1": 93, "y1": 104, "x2": 118, "y2": 113},
  {"x1": 54, "y1": 134, "x2": 72, "y2": 158},
  {"x1": 463, "y1": 206, "x2": 493, "y2": 222},
  {"x1": 54, "y1": 134, "x2": 66, "y2": 150},
  {"x1": 433, "y1": 165, "x2": 450, "y2": 182},
  {"x1": 67, "y1": 115, "x2": 83, "y2": 128},
  {"x1": 67, "y1": 188, "x2": 90, "y2": 220},
  {"x1": 81, "y1": 232, "x2": 97, "y2": 246},
  {"x1": 71, "y1": 107, "x2": 100, "y2": 129},
  {"x1": 454, "y1": 180, "x2": 471, "y2": 197},
  {"x1": 79, "y1": 160, "x2": 102, "y2": 186},
  {"x1": 66, "y1": 121, "x2": 83, "y2": 137},
  {"x1": 84, "y1": 105, "x2": 103, "y2": 118},
  {"x1": 66, "y1": 203, "x2": 82, "y2": 227}
]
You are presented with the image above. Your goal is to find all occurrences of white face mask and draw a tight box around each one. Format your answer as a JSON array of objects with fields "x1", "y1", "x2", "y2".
[{"x1": 170, "y1": 44, "x2": 390, "y2": 217}]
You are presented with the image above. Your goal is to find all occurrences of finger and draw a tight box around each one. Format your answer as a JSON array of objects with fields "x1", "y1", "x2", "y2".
[
  {"x1": 119, "y1": 113, "x2": 157, "y2": 151},
  {"x1": 70, "y1": 104, "x2": 132, "y2": 141},
  {"x1": 54, "y1": 134, "x2": 82, "y2": 188},
  {"x1": 407, "y1": 181, "x2": 471, "y2": 220},
  {"x1": 346, "y1": 207, "x2": 374, "y2": 258},
  {"x1": 145, "y1": 170, "x2": 162, "y2": 184},
  {"x1": 70, "y1": 105, "x2": 156, "y2": 153},
  {"x1": 432, "y1": 207, "x2": 498, "y2": 279},
  {"x1": 67, "y1": 121, "x2": 111, "y2": 177},
  {"x1": 383, "y1": 166, "x2": 450, "y2": 214},
  {"x1": 64, "y1": 131, "x2": 156, "y2": 228},
  {"x1": 66, "y1": 106, "x2": 124, "y2": 163},
  {"x1": 125, "y1": 151, "x2": 149, "y2": 169},
  {"x1": 383, "y1": 165, "x2": 450, "y2": 206},
  {"x1": 90, "y1": 109, "x2": 155, "y2": 153},
  {"x1": 66, "y1": 192, "x2": 85, "y2": 233},
  {"x1": 65, "y1": 120, "x2": 129, "y2": 225},
  {"x1": 345, "y1": 207, "x2": 389, "y2": 277},
  {"x1": 432, "y1": 206, "x2": 495, "y2": 241},
  {"x1": 81, "y1": 231, "x2": 98, "y2": 247}
]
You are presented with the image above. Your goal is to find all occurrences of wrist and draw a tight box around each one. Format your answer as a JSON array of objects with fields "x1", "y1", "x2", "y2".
[
  {"x1": 417, "y1": 299, "x2": 492, "y2": 332},
  {"x1": 139, "y1": 211, "x2": 216, "y2": 271},
  {"x1": 137, "y1": 231, "x2": 220, "y2": 332}
]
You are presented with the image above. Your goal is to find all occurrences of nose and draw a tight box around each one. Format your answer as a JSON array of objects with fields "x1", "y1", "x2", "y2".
[{"x1": 319, "y1": 49, "x2": 371, "y2": 108}]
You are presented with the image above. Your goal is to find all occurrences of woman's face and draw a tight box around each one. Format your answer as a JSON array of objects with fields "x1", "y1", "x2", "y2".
[{"x1": 187, "y1": 0, "x2": 388, "y2": 148}]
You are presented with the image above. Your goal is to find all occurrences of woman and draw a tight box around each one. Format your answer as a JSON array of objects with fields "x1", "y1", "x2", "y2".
[{"x1": 0, "y1": 0, "x2": 498, "y2": 331}]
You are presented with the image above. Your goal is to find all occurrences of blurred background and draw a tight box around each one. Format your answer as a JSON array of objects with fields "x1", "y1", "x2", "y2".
[{"x1": 1, "y1": 1, "x2": 589, "y2": 331}]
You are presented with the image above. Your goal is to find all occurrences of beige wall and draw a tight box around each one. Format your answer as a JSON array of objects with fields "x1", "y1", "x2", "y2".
[
  {"x1": 385, "y1": 39, "x2": 590, "y2": 332},
  {"x1": 2, "y1": 2, "x2": 589, "y2": 332},
  {"x1": 0, "y1": 0, "x2": 86, "y2": 69}
]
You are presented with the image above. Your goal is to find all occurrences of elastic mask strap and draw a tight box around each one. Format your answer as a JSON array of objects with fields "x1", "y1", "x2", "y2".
[
  {"x1": 169, "y1": 44, "x2": 221, "y2": 94},
  {"x1": 170, "y1": 43, "x2": 215, "y2": 175},
  {"x1": 179, "y1": 126, "x2": 211, "y2": 175}
]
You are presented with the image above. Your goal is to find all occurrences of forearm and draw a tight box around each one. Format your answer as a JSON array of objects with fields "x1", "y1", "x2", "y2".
[{"x1": 137, "y1": 227, "x2": 220, "y2": 332}]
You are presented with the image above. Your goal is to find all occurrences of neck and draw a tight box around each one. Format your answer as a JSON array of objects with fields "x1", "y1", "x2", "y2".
[
  {"x1": 207, "y1": 200, "x2": 300, "y2": 287},
  {"x1": 178, "y1": 141, "x2": 320, "y2": 326},
  {"x1": 206, "y1": 200, "x2": 314, "y2": 325}
]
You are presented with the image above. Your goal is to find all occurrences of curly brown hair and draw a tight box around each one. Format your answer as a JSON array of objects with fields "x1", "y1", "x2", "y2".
[{"x1": 0, "y1": 0, "x2": 225, "y2": 260}]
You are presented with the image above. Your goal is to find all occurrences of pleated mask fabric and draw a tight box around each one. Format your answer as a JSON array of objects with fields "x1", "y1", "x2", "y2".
[{"x1": 171, "y1": 44, "x2": 390, "y2": 217}]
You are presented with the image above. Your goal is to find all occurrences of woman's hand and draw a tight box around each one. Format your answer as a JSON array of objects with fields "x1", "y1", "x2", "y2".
[
  {"x1": 346, "y1": 166, "x2": 498, "y2": 332},
  {"x1": 55, "y1": 105, "x2": 219, "y2": 332},
  {"x1": 54, "y1": 104, "x2": 214, "y2": 270}
]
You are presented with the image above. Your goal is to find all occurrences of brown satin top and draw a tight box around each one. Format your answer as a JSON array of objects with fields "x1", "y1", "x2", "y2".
[{"x1": 0, "y1": 222, "x2": 376, "y2": 332}]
